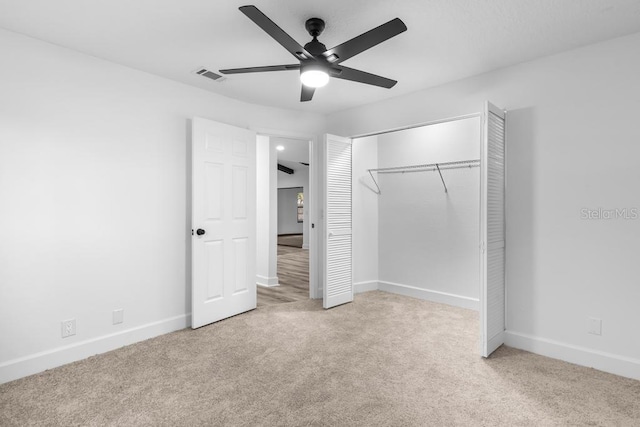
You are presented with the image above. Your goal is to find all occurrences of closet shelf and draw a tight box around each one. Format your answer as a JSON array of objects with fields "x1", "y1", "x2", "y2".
[{"x1": 367, "y1": 159, "x2": 480, "y2": 194}]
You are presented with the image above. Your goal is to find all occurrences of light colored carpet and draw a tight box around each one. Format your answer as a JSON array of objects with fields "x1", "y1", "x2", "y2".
[{"x1": 1, "y1": 291, "x2": 639, "y2": 426}]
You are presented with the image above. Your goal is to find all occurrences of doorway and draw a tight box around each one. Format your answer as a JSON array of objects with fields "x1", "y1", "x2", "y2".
[{"x1": 256, "y1": 136, "x2": 313, "y2": 307}]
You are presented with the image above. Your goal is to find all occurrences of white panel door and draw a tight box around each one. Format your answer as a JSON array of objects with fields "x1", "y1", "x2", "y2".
[
  {"x1": 323, "y1": 134, "x2": 353, "y2": 309},
  {"x1": 480, "y1": 101, "x2": 506, "y2": 357},
  {"x1": 192, "y1": 118, "x2": 256, "y2": 329}
]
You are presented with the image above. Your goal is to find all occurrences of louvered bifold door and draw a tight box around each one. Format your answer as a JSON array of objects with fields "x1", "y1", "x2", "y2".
[
  {"x1": 323, "y1": 134, "x2": 353, "y2": 309},
  {"x1": 480, "y1": 102, "x2": 506, "y2": 357}
]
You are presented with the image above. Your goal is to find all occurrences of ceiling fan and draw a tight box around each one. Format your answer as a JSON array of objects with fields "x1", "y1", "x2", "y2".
[{"x1": 219, "y1": 5, "x2": 407, "y2": 102}]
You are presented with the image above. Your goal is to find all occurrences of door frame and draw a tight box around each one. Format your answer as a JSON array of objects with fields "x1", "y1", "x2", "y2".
[
  {"x1": 343, "y1": 109, "x2": 506, "y2": 356},
  {"x1": 253, "y1": 127, "x2": 320, "y2": 300}
]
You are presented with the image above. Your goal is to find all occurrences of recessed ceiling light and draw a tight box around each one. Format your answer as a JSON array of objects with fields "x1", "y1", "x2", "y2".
[{"x1": 276, "y1": 145, "x2": 285, "y2": 151}]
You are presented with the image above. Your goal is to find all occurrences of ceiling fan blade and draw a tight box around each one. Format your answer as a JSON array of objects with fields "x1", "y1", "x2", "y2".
[
  {"x1": 330, "y1": 66, "x2": 397, "y2": 88},
  {"x1": 219, "y1": 64, "x2": 300, "y2": 74},
  {"x1": 324, "y1": 18, "x2": 407, "y2": 64},
  {"x1": 239, "y1": 5, "x2": 313, "y2": 60},
  {"x1": 300, "y1": 85, "x2": 315, "y2": 102}
]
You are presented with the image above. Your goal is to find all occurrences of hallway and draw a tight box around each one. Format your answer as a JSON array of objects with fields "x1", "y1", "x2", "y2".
[{"x1": 257, "y1": 244, "x2": 309, "y2": 307}]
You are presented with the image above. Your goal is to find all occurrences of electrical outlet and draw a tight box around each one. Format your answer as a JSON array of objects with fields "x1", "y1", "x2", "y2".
[
  {"x1": 113, "y1": 309, "x2": 124, "y2": 325},
  {"x1": 61, "y1": 319, "x2": 76, "y2": 338},
  {"x1": 588, "y1": 317, "x2": 602, "y2": 335}
]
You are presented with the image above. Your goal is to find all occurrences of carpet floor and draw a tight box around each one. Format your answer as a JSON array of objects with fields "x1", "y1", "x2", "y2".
[{"x1": 1, "y1": 291, "x2": 639, "y2": 426}]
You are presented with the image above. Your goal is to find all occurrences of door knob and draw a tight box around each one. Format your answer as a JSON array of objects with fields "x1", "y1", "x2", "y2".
[{"x1": 196, "y1": 229, "x2": 206, "y2": 236}]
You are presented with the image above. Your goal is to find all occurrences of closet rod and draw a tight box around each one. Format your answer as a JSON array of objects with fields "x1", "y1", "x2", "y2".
[
  {"x1": 368, "y1": 159, "x2": 479, "y2": 173},
  {"x1": 367, "y1": 158, "x2": 479, "y2": 194}
]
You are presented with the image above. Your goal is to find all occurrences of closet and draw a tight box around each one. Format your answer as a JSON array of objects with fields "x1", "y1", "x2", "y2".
[{"x1": 350, "y1": 103, "x2": 505, "y2": 356}]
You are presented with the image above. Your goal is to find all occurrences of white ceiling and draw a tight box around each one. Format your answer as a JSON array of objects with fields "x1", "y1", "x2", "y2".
[
  {"x1": 274, "y1": 137, "x2": 309, "y2": 164},
  {"x1": 275, "y1": 137, "x2": 309, "y2": 176},
  {"x1": 1, "y1": 0, "x2": 639, "y2": 115}
]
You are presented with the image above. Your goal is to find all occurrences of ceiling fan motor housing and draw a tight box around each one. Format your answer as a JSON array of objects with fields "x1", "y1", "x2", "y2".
[
  {"x1": 301, "y1": 18, "x2": 331, "y2": 76},
  {"x1": 303, "y1": 18, "x2": 328, "y2": 56},
  {"x1": 305, "y1": 17, "x2": 325, "y2": 38}
]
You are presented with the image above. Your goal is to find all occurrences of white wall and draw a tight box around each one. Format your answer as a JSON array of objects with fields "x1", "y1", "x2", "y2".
[
  {"x1": 375, "y1": 118, "x2": 480, "y2": 308},
  {"x1": 0, "y1": 28, "x2": 325, "y2": 383},
  {"x1": 329, "y1": 32, "x2": 640, "y2": 379},
  {"x1": 277, "y1": 187, "x2": 303, "y2": 235},
  {"x1": 255, "y1": 136, "x2": 278, "y2": 287},
  {"x1": 352, "y1": 136, "x2": 379, "y2": 292},
  {"x1": 277, "y1": 165, "x2": 310, "y2": 248}
]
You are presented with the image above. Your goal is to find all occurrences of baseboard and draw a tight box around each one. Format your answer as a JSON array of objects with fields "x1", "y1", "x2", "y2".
[
  {"x1": 0, "y1": 313, "x2": 190, "y2": 384},
  {"x1": 378, "y1": 281, "x2": 479, "y2": 310},
  {"x1": 256, "y1": 275, "x2": 279, "y2": 287},
  {"x1": 354, "y1": 280, "x2": 379, "y2": 294},
  {"x1": 505, "y1": 330, "x2": 640, "y2": 381},
  {"x1": 302, "y1": 243, "x2": 309, "y2": 250}
]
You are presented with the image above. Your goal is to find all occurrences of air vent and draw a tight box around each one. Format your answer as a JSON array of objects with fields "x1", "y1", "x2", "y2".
[{"x1": 194, "y1": 68, "x2": 225, "y2": 82}]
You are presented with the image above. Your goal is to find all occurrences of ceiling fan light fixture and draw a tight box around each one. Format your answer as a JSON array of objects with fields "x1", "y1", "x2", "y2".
[
  {"x1": 300, "y1": 65, "x2": 329, "y2": 88},
  {"x1": 325, "y1": 53, "x2": 339, "y2": 63},
  {"x1": 224, "y1": 6, "x2": 407, "y2": 101}
]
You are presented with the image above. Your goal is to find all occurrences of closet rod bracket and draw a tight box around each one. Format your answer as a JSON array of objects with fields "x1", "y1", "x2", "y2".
[
  {"x1": 436, "y1": 164, "x2": 448, "y2": 193},
  {"x1": 368, "y1": 170, "x2": 381, "y2": 195}
]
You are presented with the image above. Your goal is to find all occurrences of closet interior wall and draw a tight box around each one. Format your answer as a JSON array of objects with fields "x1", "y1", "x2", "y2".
[
  {"x1": 353, "y1": 117, "x2": 482, "y2": 308},
  {"x1": 352, "y1": 135, "x2": 380, "y2": 290}
]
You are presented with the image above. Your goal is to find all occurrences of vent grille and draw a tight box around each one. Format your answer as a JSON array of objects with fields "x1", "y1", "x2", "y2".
[{"x1": 194, "y1": 68, "x2": 225, "y2": 82}]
